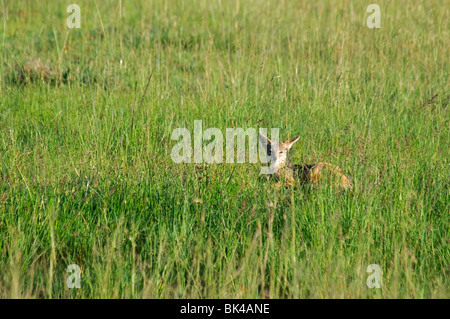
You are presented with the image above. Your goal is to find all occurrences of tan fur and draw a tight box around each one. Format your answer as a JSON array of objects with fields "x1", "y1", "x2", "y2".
[
  {"x1": 259, "y1": 133, "x2": 353, "y2": 189},
  {"x1": 304, "y1": 162, "x2": 353, "y2": 189}
]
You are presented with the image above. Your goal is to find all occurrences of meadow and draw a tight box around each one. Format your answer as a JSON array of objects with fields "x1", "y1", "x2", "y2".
[{"x1": 0, "y1": 0, "x2": 448, "y2": 298}]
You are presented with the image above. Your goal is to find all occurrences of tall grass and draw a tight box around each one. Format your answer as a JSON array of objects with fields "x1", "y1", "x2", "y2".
[{"x1": 0, "y1": 0, "x2": 448, "y2": 298}]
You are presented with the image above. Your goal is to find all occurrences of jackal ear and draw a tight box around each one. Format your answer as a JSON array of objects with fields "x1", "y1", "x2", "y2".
[
  {"x1": 284, "y1": 136, "x2": 300, "y2": 149},
  {"x1": 259, "y1": 132, "x2": 271, "y2": 145},
  {"x1": 259, "y1": 132, "x2": 272, "y2": 156}
]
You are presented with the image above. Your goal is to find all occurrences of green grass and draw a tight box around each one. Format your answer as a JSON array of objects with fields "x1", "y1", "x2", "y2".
[{"x1": 0, "y1": 0, "x2": 448, "y2": 298}]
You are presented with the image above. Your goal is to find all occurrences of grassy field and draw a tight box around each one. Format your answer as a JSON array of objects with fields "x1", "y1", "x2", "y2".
[{"x1": 0, "y1": 0, "x2": 448, "y2": 298}]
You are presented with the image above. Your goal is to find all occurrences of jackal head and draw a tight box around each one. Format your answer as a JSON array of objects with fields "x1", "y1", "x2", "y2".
[{"x1": 259, "y1": 132, "x2": 300, "y2": 174}]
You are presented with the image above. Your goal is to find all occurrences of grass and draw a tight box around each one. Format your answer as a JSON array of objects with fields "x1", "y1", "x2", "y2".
[{"x1": 0, "y1": 0, "x2": 448, "y2": 298}]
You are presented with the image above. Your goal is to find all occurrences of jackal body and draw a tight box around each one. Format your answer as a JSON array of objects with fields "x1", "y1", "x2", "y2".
[{"x1": 259, "y1": 133, "x2": 353, "y2": 189}]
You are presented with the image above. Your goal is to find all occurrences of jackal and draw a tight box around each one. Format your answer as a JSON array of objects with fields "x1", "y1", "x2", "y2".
[{"x1": 259, "y1": 133, "x2": 353, "y2": 189}]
